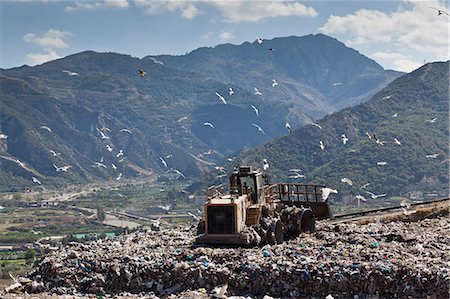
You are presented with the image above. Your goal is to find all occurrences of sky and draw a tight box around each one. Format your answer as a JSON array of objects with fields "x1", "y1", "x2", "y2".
[{"x1": 1, "y1": 0, "x2": 449, "y2": 72}]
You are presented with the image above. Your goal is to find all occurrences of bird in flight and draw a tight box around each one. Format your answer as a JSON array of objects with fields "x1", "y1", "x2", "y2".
[
  {"x1": 360, "y1": 182, "x2": 371, "y2": 190},
  {"x1": 171, "y1": 168, "x2": 186, "y2": 179},
  {"x1": 32, "y1": 177, "x2": 42, "y2": 185},
  {"x1": 255, "y1": 37, "x2": 263, "y2": 44},
  {"x1": 106, "y1": 144, "x2": 113, "y2": 152},
  {"x1": 252, "y1": 123, "x2": 265, "y2": 135},
  {"x1": 177, "y1": 116, "x2": 188, "y2": 123},
  {"x1": 321, "y1": 187, "x2": 338, "y2": 201},
  {"x1": 340, "y1": 177, "x2": 353, "y2": 186},
  {"x1": 251, "y1": 105, "x2": 259, "y2": 116},
  {"x1": 92, "y1": 162, "x2": 107, "y2": 169},
  {"x1": 98, "y1": 130, "x2": 110, "y2": 140},
  {"x1": 377, "y1": 161, "x2": 388, "y2": 166},
  {"x1": 111, "y1": 163, "x2": 117, "y2": 171},
  {"x1": 364, "y1": 190, "x2": 386, "y2": 199},
  {"x1": 394, "y1": 138, "x2": 402, "y2": 146},
  {"x1": 62, "y1": 70, "x2": 79, "y2": 76},
  {"x1": 272, "y1": 79, "x2": 278, "y2": 87},
  {"x1": 215, "y1": 92, "x2": 227, "y2": 105},
  {"x1": 426, "y1": 153, "x2": 439, "y2": 159},
  {"x1": 430, "y1": 7, "x2": 449, "y2": 15},
  {"x1": 311, "y1": 123, "x2": 322, "y2": 130},
  {"x1": 426, "y1": 117, "x2": 437, "y2": 123},
  {"x1": 355, "y1": 195, "x2": 366, "y2": 202},
  {"x1": 319, "y1": 140, "x2": 325, "y2": 151},
  {"x1": 117, "y1": 150, "x2": 124, "y2": 157},
  {"x1": 392, "y1": 112, "x2": 398, "y2": 118},
  {"x1": 285, "y1": 122, "x2": 292, "y2": 133},
  {"x1": 53, "y1": 164, "x2": 72, "y2": 172},
  {"x1": 49, "y1": 150, "x2": 61, "y2": 157},
  {"x1": 159, "y1": 157, "x2": 168, "y2": 168},
  {"x1": 365, "y1": 132, "x2": 372, "y2": 141},
  {"x1": 341, "y1": 133, "x2": 349, "y2": 145},
  {"x1": 203, "y1": 122, "x2": 215, "y2": 129},
  {"x1": 116, "y1": 172, "x2": 123, "y2": 181},
  {"x1": 254, "y1": 87, "x2": 262, "y2": 96},
  {"x1": 120, "y1": 128, "x2": 132, "y2": 134},
  {"x1": 0, "y1": 133, "x2": 7, "y2": 140},
  {"x1": 39, "y1": 125, "x2": 52, "y2": 132},
  {"x1": 262, "y1": 159, "x2": 269, "y2": 170},
  {"x1": 268, "y1": 48, "x2": 275, "y2": 52},
  {"x1": 289, "y1": 172, "x2": 306, "y2": 179},
  {"x1": 138, "y1": 69, "x2": 146, "y2": 77},
  {"x1": 16, "y1": 159, "x2": 25, "y2": 169},
  {"x1": 382, "y1": 95, "x2": 392, "y2": 100},
  {"x1": 228, "y1": 87, "x2": 234, "y2": 96}
]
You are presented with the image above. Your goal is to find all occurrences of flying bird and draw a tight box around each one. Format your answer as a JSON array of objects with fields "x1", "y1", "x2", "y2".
[
  {"x1": 319, "y1": 140, "x2": 325, "y2": 151},
  {"x1": 203, "y1": 122, "x2": 215, "y2": 129},
  {"x1": 62, "y1": 70, "x2": 79, "y2": 76},
  {"x1": 255, "y1": 37, "x2": 263, "y2": 44},
  {"x1": 0, "y1": 133, "x2": 8, "y2": 140},
  {"x1": 355, "y1": 194, "x2": 367, "y2": 202},
  {"x1": 251, "y1": 105, "x2": 259, "y2": 116},
  {"x1": 53, "y1": 164, "x2": 72, "y2": 172},
  {"x1": 99, "y1": 130, "x2": 110, "y2": 140},
  {"x1": 394, "y1": 138, "x2": 402, "y2": 146},
  {"x1": 426, "y1": 153, "x2": 439, "y2": 159},
  {"x1": 92, "y1": 162, "x2": 107, "y2": 169},
  {"x1": 311, "y1": 123, "x2": 322, "y2": 130},
  {"x1": 16, "y1": 159, "x2": 25, "y2": 169},
  {"x1": 165, "y1": 154, "x2": 173, "y2": 159},
  {"x1": 178, "y1": 116, "x2": 188, "y2": 123},
  {"x1": 39, "y1": 125, "x2": 52, "y2": 132},
  {"x1": 138, "y1": 69, "x2": 146, "y2": 77},
  {"x1": 120, "y1": 128, "x2": 132, "y2": 134},
  {"x1": 49, "y1": 150, "x2": 61, "y2": 157},
  {"x1": 116, "y1": 172, "x2": 123, "y2": 181},
  {"x1": 158, "y1": 205, "x2": 171, "y2": 212},
  {"x1": 340, "y1": 177, "x2": 353, "y2": 186},
  {"x1": 116, "y1": 150, "x2": 124, "y2": 157},
  {"x1": 262, "y1": 159, "x2": 269, "y2": 170},
  {"x1": 289, "y1": 172, "x2": 306, "y2": 179},
  {"x1": 360, "y1": 182, "x2": 371, "y2": 190},
  {"x1": 252, "y1": 123, "x2": 265, "y2": 135},
  {"x1": 285, "y1": 122, "x2": 292, "y2": 133},
  {"x1": 341, "y1": 133, "x2": 349, "y2": 145},
  {"x1": 430, "y1": 7, "x2": 449, "y2": 15},
  {"x1": 215, "y1": 92, "x2": 227, "y2": 105},
  {"x1": 32, "y1": 177, "x2": 42, "y2": 185},
  {"x1": 171, "y1": 168, "x2": 186, "y2": 179},
  {"x1": 377, "y1": 161, "x2": 388, "y2": 166},
  {"x1": 100, "y1": 127, "x2": 111, "y2": 132},
  {"x1": 149, "y1": 57, "x2": 164, "y2": 65},
  {"x1": 382, "y1": 95, "x2": 392, "y2": 100},
  {"x1": 111, "y1": 163, "x2": 117, "y2": 171},
  {"x1": 254, "y1": 87, "x2": 262, "y2": 96},
  {"x1": 268, "y1": 48, "x2": 275, "y2": 52},
  {"x1": 106, "y1": 144, "x2": 113, "y2": 152},
  {"x1": 364, "y1": 190, "x2": 386, "y2": 199},
  {"x1": 321, "y1": 187, "x2": 338, "y2": 201},
  {"x1": 228, "y1": 87, "x2": 234, "y2": 96},
  {"x1": 332, "y1": 82, "x2": 342, "y2": 86},
  {"x1": 289, "y1": 168, "x2": 302, "y2": 172},
  {"x1": 426, "y1": 118, "x2": 437, "y2": 123},
  {"x1": 365, "y1": 132, "x2": 372, "y2": 141},
  {"x1": 392, "y1": 113, "x2": 398, "y2": 118},
  {"x1": 272, "y1": 79, "x2": 278, "y2": 87},
  {"x1": 159, "y1": 157, "x2": 168, "y2": 168}
]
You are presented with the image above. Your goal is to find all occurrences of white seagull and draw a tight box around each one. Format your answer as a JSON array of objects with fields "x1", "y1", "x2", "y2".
[
  {"x1": 158, "y1": 205, "x2": 171, "y2": 212},
  {"x1": 99, "y1": 130, "x2": 110, "y2": 140},
  {"x1": 321, "y1": 187, "x2": 338, "y2": 200},
  {"x1": 32, "y1": 177, "x2": 42, "y2": 185},
  {"x1": 116, "y1": 150, "x2": 124, "y2": 157},
  {"x1": 106, "y1": 144, "x2": 113, "y2": 152},
  {"x1": 116, "y1": 172, "x2": 123, "y2": 181},
  {"x1": 251, "y1": 105, "x2": 259, "y2": 116},
  {"x1": 254, "y1": 87, "x2": 262, "y2": 96},
  {"x1": 0, "y1": 133, "x2": 7, "y2": 140},
  {"x1": 341, "y1": 133, "x2": 348, "y2": 145},
  {"x1": 203, "y1": 122, "x2": 215, "y2": 129},
  {"x1": 53, "y1": 164, "x2": 72, "y2": 172},
  {"x1": 252, "y1": 123, "x2": 265, "y2": 135},
  {"x1": 111, "y1": 163, "x2": 117, "y2": 171},
  {"x1": 311, "y1": 123, "x2": 322, "y2": 130},
  {"x1": 62, "y1": 70, "x2": 79, "y2": 76},
  {"x1": 178, "y1": 116, "x2": 188, "y2": 123},
  {"x1": 39, "y1": 125, "x2": 52, "y2": 132},
  {"x1": 49, "y1": 150, "x2": 61, "y2": 157},
  {"x1": 364, "y1": 190, "x2": 386, "y2": 199},
  {"x1": 159, "y1": 157, "x2": 168, "y2": 168},
  {"x1": 16, "y1": 159, "x2": 25, "y2": 168},
  {"x1": 262, "y1": 159, "x2": 269, "y2": 170},
  {"x1": 215, "y1": 92, "x2": 227, "y2": 105},
  {"x1": 285, "y1": 122, "x2": 292, "y2": 133},
  {"x1": 171, "y1": 168, "x2": 186, "y2": 179},
  {"x1": 255, "y1": 37, "x2": 263, "y2": 44},
  {"x1": 355, "y1": 194, "x2": 367, "y2": 202},
  {"x1": 289, "y1": 172, "x2": 306, "y2": 179},
  {"x1": 228, "y1": 87, "x2": 234, "y2": 96},
  {"x1": 426, "y1": 118, "x2": 437, "y2": 124},
  {"x1": 340, "y1": 178, "x2": 353, "y2": 186},
  {"x1": 426, "y1": 153, "x2": 439, "y2": 159},
  {"x1": 377, "y1": 161, "x2": 388, "y2": 166},
  {"x1": 166, "y1": 154, "x2": 173, "y2": 159},
  {"x1": 272, "y1": 79, "x2": 278, "y2": 87},
  {"x1": 392, "y1": 113, "x2": 398, "y2": 118},
  {"x1": 360, "y1": 183, "x2": 371, "y2": 190},
  {"x1": 382, "y1": 95, "x2": 392, "y2": 100},
  {"x1": 120, "y1": 128, "x2": 132, "y2": 134},
  {"x1": 394, "y1": 138, "x2": 402, "y2": 146},
  {"x1": 92, "y1": 162, "x2": 107, "y2": 169},
  {"x1": 319, "y1": 140, "x2": 325, "y2": 151}
]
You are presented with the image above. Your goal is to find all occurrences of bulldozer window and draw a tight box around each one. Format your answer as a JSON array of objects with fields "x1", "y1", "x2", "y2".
[{"x1": 240, "y1": 177, "x2": 256, "y2": 203}]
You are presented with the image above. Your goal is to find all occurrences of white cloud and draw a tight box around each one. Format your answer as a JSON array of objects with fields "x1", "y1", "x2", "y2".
[
  {"x1": 135, "y1": 1, "x2": 202, "y2": 19},
  {"x1": 370, "y1": 52, "x2": 422, "y2": 72},
  {"x1": 210, "y1": 1, "x2": 318, "y2": 23},
  {"x1": 25, "y1": 49, "x2": 60, "y2": 66},
  {"x1": 23, "y1": 29, "x2": 73, "y2": 49},
  {"x1": 319, "y1": 1, "x2": 449, "y2": 62},
  {"x1": 65, "y1": 0, "x2": 129, "y2": 12},
  {"x1": 219, "y1": 30, "x2": 234, "y2": 41}
]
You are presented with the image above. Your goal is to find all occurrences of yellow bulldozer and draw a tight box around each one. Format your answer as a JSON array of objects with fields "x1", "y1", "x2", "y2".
[{"x1": 196, "y1": 166, "x2": 331, "y2": 246}]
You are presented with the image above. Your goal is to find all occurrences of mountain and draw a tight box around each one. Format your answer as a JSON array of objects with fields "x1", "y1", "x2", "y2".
[
  {"x1": 0, "y1": 51, "x2": 289, "y2": 190},
  {"x1": 155, "y1": 34, "x2": 402, "y2": 125},
  {"x1": 204, "y1": 62, "x2": 449, "y2": 197}
]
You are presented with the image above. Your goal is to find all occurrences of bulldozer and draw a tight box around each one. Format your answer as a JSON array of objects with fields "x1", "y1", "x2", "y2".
[{"x1": 196, "y1": 166, "x2": 332, "y2": 246}]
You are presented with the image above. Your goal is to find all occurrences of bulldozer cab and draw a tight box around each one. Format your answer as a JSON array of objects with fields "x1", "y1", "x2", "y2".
[{"x1": 229, "y1": 166, "x2": 265, "y2": 205}]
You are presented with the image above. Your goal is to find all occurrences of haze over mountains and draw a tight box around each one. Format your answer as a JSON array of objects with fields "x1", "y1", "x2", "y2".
[
  {"x1": 0, "y1": 34, "x2": 412, "y2": 190},
  {"x1": 224, "y1": 61, "x2": 449, "y2": 197}
]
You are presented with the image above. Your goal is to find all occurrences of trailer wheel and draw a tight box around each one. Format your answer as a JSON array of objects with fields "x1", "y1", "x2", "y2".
[{"x1": 300, "y1": 209, "x2": 315, "y2": 232}]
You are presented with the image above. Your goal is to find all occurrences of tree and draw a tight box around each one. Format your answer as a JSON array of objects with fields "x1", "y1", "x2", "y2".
[{"x1": 96, "y1": 205, "x2": 106, "y2": 222}]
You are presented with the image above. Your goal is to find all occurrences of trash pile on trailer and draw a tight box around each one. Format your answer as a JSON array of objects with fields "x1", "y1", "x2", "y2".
[{"x1": 3, "y1": 208, "x2": 449, "y2": 299}]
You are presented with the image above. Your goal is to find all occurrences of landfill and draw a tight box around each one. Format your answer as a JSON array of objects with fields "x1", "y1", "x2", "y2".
[{"x1": 3, "y1": 214, "x2": 449, "y2": 299}]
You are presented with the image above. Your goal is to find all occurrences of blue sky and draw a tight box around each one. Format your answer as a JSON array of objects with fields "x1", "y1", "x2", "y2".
[{"x1": 1, "y1": 0, "x2": 448, "y2": 72}]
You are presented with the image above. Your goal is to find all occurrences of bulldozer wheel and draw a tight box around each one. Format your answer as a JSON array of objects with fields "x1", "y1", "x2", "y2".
[
  {"x1": 300, "y1": 209, "x2": 316, "y2": 232},
  {"x1": 274, "y1": 220, "x2": 284, "y2": 244}
]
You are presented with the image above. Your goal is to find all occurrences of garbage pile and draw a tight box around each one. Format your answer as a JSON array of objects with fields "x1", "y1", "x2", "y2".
[{"x1": 5, "y1": 216, "x2": 450, "y2": 298}]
